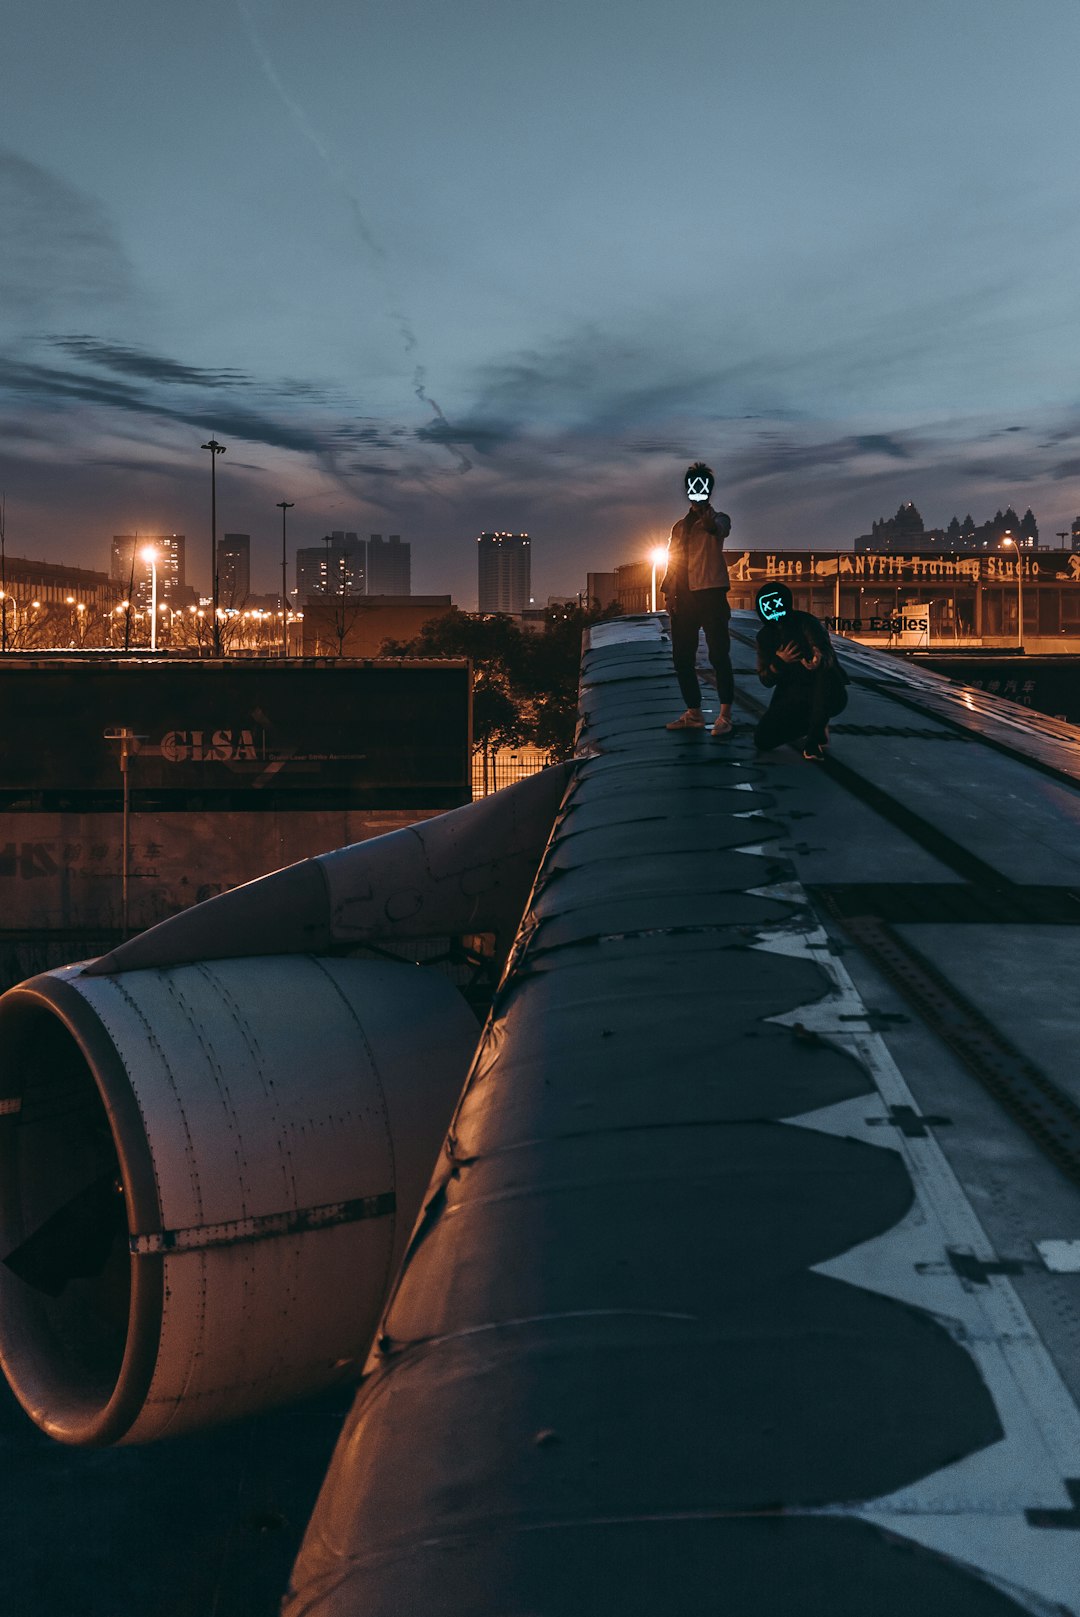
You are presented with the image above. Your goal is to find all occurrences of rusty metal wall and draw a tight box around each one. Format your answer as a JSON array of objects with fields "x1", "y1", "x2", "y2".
[{"x1": 0, "y1": 657, "x2": 471, "y2": 990}]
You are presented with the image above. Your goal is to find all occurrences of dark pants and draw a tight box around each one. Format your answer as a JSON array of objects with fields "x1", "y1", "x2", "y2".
[
  {"x1": 754, "y1": 669, "x2": 848, "y2": 751},
  {"x1": 668, "y1": 587, "x2": 734, "y2": 709}
]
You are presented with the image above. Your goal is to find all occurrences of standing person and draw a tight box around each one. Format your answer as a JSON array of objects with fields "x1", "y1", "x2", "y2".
[
  {"x1": 753, "y1": 582, "x2": 848, "y2": 761},
  {"x1": 661, "y1": 462, "x2": 735, "y2": 736}
]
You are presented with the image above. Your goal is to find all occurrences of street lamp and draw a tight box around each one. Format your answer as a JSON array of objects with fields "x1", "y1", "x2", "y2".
[
  {"x1": 201, "y1": 437, "x2": 227, "y2": 655},
  {"x1": 1001, "y1": 533, "x2": 1023, "y2": 649},
  {"x1": 649, "y1": 545, "x2": 668, "y2": 613},
  {"x1": 277, "y1": 499, "x2": 294, "y2": 658},
  {"x1": 141, "y1": 547, "x2": 159, "y2": 650}
]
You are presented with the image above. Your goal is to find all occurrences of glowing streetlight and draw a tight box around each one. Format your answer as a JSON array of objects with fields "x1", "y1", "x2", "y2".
[
  {"x1": 1001, "y1": 533, "x2": 1023, "y2": 649},
  {"x1": 649, "y1": 545, "x2": 668, "y2": 614},
  {"x1": 201, "y1": 437, "x2": 227, "y2": 655},
  {"x1": 141, "y1": 546, "x2": 159, "y2": 651},
  {"x1": 277, "y1": 499, "x2": 294, "y2": 658}
]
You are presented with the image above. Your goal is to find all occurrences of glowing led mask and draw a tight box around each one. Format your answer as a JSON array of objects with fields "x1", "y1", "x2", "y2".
[
  {"x1": 758, "y1": 590, "x2": 789, "y2": 623},
  {"x1": 686, "y1": 473, "x2": 713, "y2": 503}
]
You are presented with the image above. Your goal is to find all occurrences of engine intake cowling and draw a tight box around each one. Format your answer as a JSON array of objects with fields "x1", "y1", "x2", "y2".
[{"x1": 0, "y1": 954, "x2": 478, "y2": 1446}]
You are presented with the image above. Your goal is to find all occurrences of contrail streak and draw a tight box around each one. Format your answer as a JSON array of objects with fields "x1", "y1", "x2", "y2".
[
  {"x1": 233, "y1": 0, "x2": 470, "y2": 472},
  {"x1": 414, "y1": 364, "x2": 472, "y2": 472},
  {"x1": 234, "y1": 0, "x2": 385, "y2": 262}
]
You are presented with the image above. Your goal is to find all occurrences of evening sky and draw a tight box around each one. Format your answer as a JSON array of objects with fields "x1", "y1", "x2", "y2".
[{"x1": 2, "y1": 0, "x2": 1080, "y2": 603}]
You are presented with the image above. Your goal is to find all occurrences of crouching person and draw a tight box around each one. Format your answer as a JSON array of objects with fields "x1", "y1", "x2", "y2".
[{"x1": 753, "y1": 582, "x2": 848, "y2": 761}]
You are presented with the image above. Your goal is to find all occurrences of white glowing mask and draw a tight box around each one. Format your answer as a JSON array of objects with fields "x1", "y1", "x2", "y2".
[{"x1": 686, "y1": 475, "x2": 712, "y2": 503}]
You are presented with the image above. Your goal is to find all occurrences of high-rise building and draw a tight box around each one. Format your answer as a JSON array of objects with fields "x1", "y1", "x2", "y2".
[
  {"x1": 477, "y1": 532, "x2": 531, "y2": 615},
  {"x1": 367, "y1": 534, "x2": 411, "y2": 595},
  {"x1": 217, "y1": 534, "x2": 251, "y2": 605},
  {"x1": 296, "y1": 533, "x2": 365, "y2": 600},
  {"x1": 295, "y1": 547, "x2": 325, "y2": 600},
  {"x1": 111, "y1": 535, "x2": 186, "y2": 605}
]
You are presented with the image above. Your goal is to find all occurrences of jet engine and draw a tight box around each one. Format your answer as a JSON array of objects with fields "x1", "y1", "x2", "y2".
[
  {"x1": 0, "y1": 764, "x2": 571, "y2": 1448},
  {"x1": 0, "y1": 954, "x2": 479, "y2": 1447}
]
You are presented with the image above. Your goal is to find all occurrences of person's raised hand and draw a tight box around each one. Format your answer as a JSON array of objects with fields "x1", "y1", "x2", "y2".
[
  {"x1": 775, "y1": 641, "x2": 802, "y2": 663},
  {"x1": 801, "y1": 646, "x2": 823, "y2": 671}
]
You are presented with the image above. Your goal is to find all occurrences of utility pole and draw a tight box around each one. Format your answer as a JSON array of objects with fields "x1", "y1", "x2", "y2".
[
  {"x1": 123, "y1": 531, "x2": 138, "y2": 653},
  {"x1": 277, "y1": 500, "x2": 294, "y2": 658},
  {"x1": 104, "y1": 727, "x2": 143, "y2": 936},
  {"x1": 201, "y1": 438, "x2": 227, "y2": 655}
]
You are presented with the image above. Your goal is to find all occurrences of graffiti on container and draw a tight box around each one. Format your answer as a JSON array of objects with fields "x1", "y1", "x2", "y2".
[
  {"x1": 0, "y1": 844, "x2": 59, "y2": 879},
  {"x1": 160, "y1": 729, "x2": 263, "y2": 763},
  {"x1": 0, "y1": 842, "x2": 168, "y2": 878}
]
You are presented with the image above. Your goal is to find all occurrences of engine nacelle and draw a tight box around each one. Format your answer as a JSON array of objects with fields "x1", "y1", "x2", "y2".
[{"x1": 0, "y1": 955, "x2": 479, "y2": 1446}]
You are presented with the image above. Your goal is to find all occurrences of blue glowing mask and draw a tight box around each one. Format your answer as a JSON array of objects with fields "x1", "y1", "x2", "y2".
[
  {"x1": 686, "y1": 473, "x2": 713, "y2": 503},
  {"x1": 758, "y1": 590, "x2": 789, "y2": 623}
]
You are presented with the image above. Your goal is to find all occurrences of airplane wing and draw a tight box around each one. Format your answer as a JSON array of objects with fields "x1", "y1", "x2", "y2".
[{"x1": 2, "y1": 613, "x2": 1079, "y2": 1615}]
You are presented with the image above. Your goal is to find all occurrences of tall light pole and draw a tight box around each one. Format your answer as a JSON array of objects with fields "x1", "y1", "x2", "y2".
[
  {"x1": 1002, "y1": 533, "x2": 1023, "y2": 650},
  {"x1": 141, "y1": 546, "x2": 158, "y2": 651},
  {"x1": 201, "y1": 437, "x2": 226, "y2": 655},
  {"x1": 649, "y1": 545, "x2": 668, "y2": 613},
  {"x1": 277, "y1": 500, "x2": 294, "y2": 658}
]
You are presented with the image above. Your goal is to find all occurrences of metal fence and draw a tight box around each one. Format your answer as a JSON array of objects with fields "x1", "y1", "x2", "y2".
[{"x1": 472, "y1": 746, "x2": 559, "y2": 798}]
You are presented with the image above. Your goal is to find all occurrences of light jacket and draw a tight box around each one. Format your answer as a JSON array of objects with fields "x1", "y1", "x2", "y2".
[{"x1": 661, "y1": 503, "x2": 732, "y2": 594}]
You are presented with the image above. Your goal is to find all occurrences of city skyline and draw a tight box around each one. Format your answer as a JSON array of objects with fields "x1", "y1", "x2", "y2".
[
  {"x1": 3, "y1": 2, "x2": 1080, "y2": 606},
  {"x1": 6, "y1": 493, "x2": 1080, "y2": 619}
]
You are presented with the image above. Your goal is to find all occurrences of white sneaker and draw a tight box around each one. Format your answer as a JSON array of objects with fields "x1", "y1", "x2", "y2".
[
  {"x1": 710, "y1": 716, "x2": 733, "y2": 738},
  {"x1": 665, "y1": 710, "x2": 706, "y2": 730}
]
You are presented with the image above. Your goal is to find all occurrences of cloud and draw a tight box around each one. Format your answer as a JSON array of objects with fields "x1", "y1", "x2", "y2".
[
  {"x1": 0, "y1": 348, "x2": 374, "y2": 457},
  {"x1": 0, "y1": 355, "x2": 144, "y2": 410},
  {"x1": 276, "y1": 377, "x2": 341, "y2": 402},
  {"x1": 79, "y1": 453, "x2": 189, "y2": 476},
  {"x1": 6, "y1": 335, "x2": 477, "y2": 479},
  {"x1": 0, "y1": 151, "x2": 136, "y2": 324},
  {"x1": 51, "y1": 335, "x2": 252, "y2": 389},
  {"x1": 721, "y1": 430, "x2": 920, "y2": 487},
  {"x1": 468, "y1": 326, "x2": 708, "y2": 429},
  {"x1": 852, "y1": 434, "x2": 910, "y2": 459},
  {"x1": 328, "y1": 422, "x2": 407, "y2": 450},
  {"x1": 414, "y1": 416, "x2": 517, "y2": 454}
]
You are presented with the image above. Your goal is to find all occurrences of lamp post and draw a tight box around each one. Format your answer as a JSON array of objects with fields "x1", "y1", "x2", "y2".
[
  {"x1": 649, "y1": 545, "x2": 668, "y2": 614},
  {"x1": 277, "y1": 500, "x2": 294, "y2": 657},
  {"x1": 1001, "y1": 533, "x2": 1023, "y2": 649},
  {"x1": 201, "y1": 438, "x2": 226, "y2": 655},
  {"x1": 141, "y1": 547, "x2": 158, "y2": 651}
]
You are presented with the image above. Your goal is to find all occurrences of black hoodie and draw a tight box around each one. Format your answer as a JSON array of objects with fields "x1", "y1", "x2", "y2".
[{"x1": 754, "y1": 584, "x2": 846, "y2": 690}]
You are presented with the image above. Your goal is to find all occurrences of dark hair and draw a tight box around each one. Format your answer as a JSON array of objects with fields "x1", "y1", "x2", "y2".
[{"x1": 685, "y1": 461, "x2": 715, "y2": 488}]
